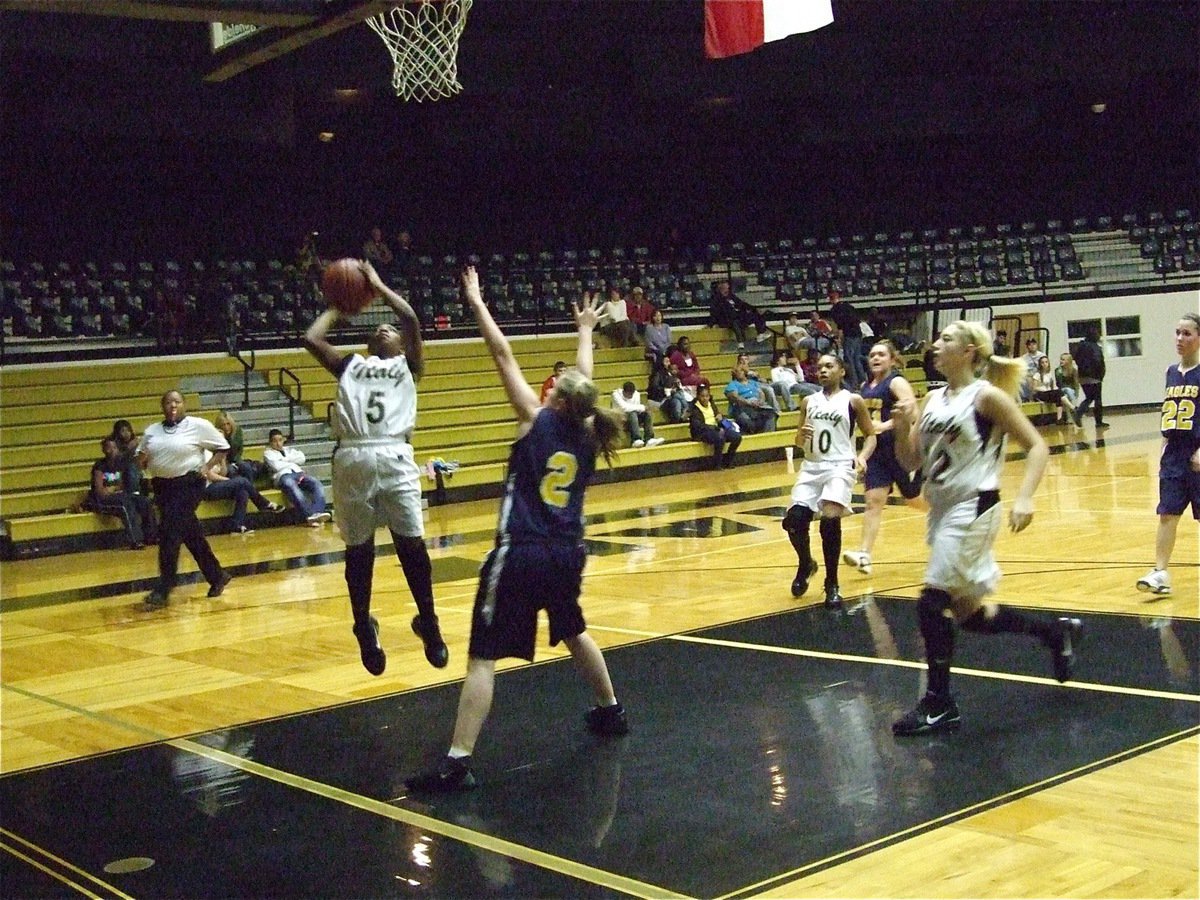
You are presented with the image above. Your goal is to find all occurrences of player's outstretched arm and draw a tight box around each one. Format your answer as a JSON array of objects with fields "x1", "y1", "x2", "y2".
[
  {"x1": 363, "y1": 261, "x2": 424, "y2": 379},
  {"x1": 461, "y1": 266, "x2": 540, "y2": 423}
]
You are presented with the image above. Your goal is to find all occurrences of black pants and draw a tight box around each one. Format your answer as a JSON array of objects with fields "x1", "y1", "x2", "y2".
[
  {"x1": 152, "y1": 473, "x2": 224, "y2": 593},
  {"x1": 1078, "y1": 381, "x2": 1104, "y2": 424},
  {"x1": 91, "y1": 492, "x2": 157, "y2": 547}
]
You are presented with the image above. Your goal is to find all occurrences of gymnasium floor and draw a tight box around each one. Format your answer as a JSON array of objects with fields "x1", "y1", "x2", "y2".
[{"x1": 1, "y1": 411, "x2": 1197, "y2": 899}]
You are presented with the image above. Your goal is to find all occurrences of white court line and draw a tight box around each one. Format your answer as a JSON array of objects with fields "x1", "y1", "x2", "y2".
[{"x1": 587, "y1": 624, "x2": 1200, "y2": 704}]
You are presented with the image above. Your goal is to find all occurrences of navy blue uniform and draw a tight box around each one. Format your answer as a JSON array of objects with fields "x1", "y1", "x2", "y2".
[
  {"x1": 1158, "y1": 364, "x2": 1200, "y2": 518},
  {"x1": 861, "y1": 372, "x2": 921, "y2": 497},
  {"x1": 470, "y1": 408, "x2": 596, "y2": 661}
]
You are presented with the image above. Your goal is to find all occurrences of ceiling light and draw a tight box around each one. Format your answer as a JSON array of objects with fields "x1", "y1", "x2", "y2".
[
  {"x1": 1090, "y1": 102, "x2": 1107, "y2": 114},
  {"x1": 318, "y1": 131, "x2": 335, "y2": 142}
]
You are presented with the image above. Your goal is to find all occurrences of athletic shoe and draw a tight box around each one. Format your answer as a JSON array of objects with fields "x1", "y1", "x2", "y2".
[
  {"x1": 1096, "y1": 421, "x2": 1111, "y2": 428},
  {"x1": 143, "y1": 589, "x2": 169, "y2": 610},
  {"x1": 266, "y1": 502, "x2": 286, "y2": 514},
  {"x1": 411, "y1": 614, "x2": 449, "y2": 669},
  {"x1": 353, "y1": 616, "x2": 387, "y2": 676},
  {"x1": 1072, "y1": 409, "x2": 1083, "y2": 427},
  {"x1": 756, "y1": 331, "x2": 771, "y2": 343},
  {"x1": 1050, "y1": 617, "x2": 1083, "y2": 683},
  {"x1": 791, "y1": 559, "x2": 818, "y2": 598},
  {"x1": 645, "y1": 437, "x2": 665, "y2": 447},
  {"x1": 842, "y1": 550, "x2": 872, "y2": 575},
  {"x1": 1136, "y1": 568, "x2": 1172, "y2": 596},
  {"x1": 892, "y1": 694, "x2": 962, "y2": 736},
  {"x1": 631, "y1": 439, "x2": 645, "y2": 448},
  {"x1": 207, "y1": 571, "x2": 232, "y2": 598},
  {"x1": 234, "y1": 525, "x2": 255, "y2": 535},
  {"x1": 307, "y1": 512, "x2": 332, "y2": 525},
  {"x1": 585, "y1": 703, "x2": 630, "y2": 736},
  {"x1": 823, "y1": 584, "x2": 843, "y2": 609},
  {"x1": 405, "y1": 755, "x2": 478, "y2": 792}
]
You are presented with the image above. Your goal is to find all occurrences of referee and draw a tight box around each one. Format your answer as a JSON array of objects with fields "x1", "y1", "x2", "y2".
[{"x1": 137, "y1": 390, "x2": 232, "y2": 609}]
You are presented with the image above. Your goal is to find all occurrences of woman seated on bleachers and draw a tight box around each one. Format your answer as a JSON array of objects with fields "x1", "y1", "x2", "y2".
[
  {"x1": 201, "y1": 452, "x2": 284, "y2": 535},
  {"x1": 1028, "y1": 354, "x2": 1078, "y2": 426},
  {"x1": 86, "y1": 436, "x2": 158, "y2": 549}
]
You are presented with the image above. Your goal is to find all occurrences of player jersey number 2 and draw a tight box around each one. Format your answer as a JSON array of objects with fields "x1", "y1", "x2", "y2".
[
  {"x1": 1161, "y1": 398, "x2": 1196, "y2": 433},
  {"x1": 539, "y1": 450, "x2": 578, "y2": 509}
]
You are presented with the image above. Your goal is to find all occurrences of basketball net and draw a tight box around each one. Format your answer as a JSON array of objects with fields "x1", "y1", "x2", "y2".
[{"x1": 368, "y1": 0, "x2": 472, "y2": 102}]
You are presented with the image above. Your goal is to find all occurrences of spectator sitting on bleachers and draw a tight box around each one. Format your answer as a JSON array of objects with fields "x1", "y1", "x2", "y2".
[
  {"x1": 87, "y1": 435, "x2": 158, "y2": 549},
  {"x1": 202, "y1": 452, "x2": 284, "y2": 535},
  {"x1": 689, "y1": 383, "x2": 741, "y2": 469},
  {"x1": 1028, "y1": 355, "x2": 1078, "y2": 426},
  {"x1": 668, "y1": 335, "x2": 707, "y2": 389},
  {"x1": 784, "y1": 313, "x2": 809, "y2": 355},
  {"x1": 626, "y1": 287, "x2": 655, "y2": 338},
  {"x1": 802, "y1": 311, "x2": 835, "y2": 353},
  {"x1": 736, "y1": 352, "x2": 782, "y2": 413},
  {"x1": 214, "y1": 410, "x2": 262, "y2": 483},
  {"x1": 802, "y1": 347, "x2": 822, "y2": 384},
  {"x1": 539, "y1": 360, "x2": 567, "y2": 404},
  {"x1": 110, "y1": 419, "x2": 145, "y2": 497},
  {"x1": 709, "y1": 280, "x2": 769, "y2": 347},
  {"x1": 643, "y1": 308, "x2": 672, "y2": 366},
  {"x1": 770, "y1": 350, "x2": 819, "y2": 410},
  {"x1": 611, "y1": 381, "x2": 665, "y2": 448},
  {"x1": 1055, "y1": 351, "x2": 1082, "y2": 407},
  {"x1": 725, "y1": 366, "x2": 778, "y2": 434},
  {"x1": 598, "y1": 287, "x2": 638, "y2": 348},
  {"x1": 363, "y1": 227, "x2": 394, "y2": 268},
  {"x1": 647, "y1": 357, "x2": 690, "y2": 424},
  {"x1": 262, "y1": 428, "x2": 330, "y2": 525},
  {"x1": 1019, "y1": 337, "x2": 1042, "y2": 401}
]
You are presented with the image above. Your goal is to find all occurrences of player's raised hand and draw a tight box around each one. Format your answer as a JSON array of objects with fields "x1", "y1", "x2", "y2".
[
  {"x1": 461, "y1": 265, "x2": 482, "y2": 305},
  {"x1": 573, "y1": 291, "x2": 601, "y2": 330}
]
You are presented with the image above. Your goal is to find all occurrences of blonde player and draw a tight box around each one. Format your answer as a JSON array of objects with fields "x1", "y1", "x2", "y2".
[
  {"x1": 303, "y1": 261, "x2": 448, "y2": 676},
  {"x1": 890, "y1": 320, "x2": 1081, "y2": 736},
  {"x1": 782, "y1": 354, "x2": 874, "y2": 608}
]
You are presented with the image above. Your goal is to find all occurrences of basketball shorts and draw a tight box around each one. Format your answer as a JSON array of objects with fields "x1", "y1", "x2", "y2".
[
  {"x1": 332, "y1": 442, "x2": 424, "y2": 546},
  {"x1": 469, "y1": 541, "x2": 587, "y2": 662},
  {"x1": 924, "y1": 491, "x2": 1002, "y2": 602},
  {"x1": 791, "y1": 461, "x2": 855, "y2": 514},
  {"x1": 864, "y1": 444, "x2": 921, "y2": 498},
  {"x1": 1157, "y1": 468, "x2": 1200, "y2": 519}
]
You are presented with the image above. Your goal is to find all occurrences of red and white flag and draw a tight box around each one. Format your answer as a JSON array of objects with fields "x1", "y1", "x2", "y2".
[{"x1": 704, "y1": 0, "x2": 834, "y2": 59}]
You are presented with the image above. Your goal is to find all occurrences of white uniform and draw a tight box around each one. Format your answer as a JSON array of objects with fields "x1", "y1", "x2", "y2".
[
  {"x1": 332, "y1": 353, "x2": 424, "y2": 545},
  {"x1": 919, "y1": 380, "x2": 1006, "y2": 600},
  {"x1": 139, "y1": 417, "x2": 229, "y2": 478},
  {"x1": 790, "y1": 388, "x2": 857, "y2": 513}
]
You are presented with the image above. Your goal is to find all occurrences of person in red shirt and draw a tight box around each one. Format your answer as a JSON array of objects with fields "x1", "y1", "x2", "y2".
[
  {"x1": 539, "y1": 360, "x2": 566, "y2": 404},
  {"x1": 668, "y1": 336, "x2": 707, "y2": 389},
  {"x1": 626, "y1": 287, "x2": 655, "y2": 337}
]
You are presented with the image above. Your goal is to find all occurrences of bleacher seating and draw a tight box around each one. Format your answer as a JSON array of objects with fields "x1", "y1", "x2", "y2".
[{"x1": 0, "y1": 326, "x2": 797, "y2": 558}]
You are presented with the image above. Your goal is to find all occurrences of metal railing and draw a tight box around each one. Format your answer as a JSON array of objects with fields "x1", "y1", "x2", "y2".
[
  {"x1": 277, "y1": 368, "x2": 301, "y2": 441},
  {"x1": 230, "y1": 342, "x2": 256, "y2": 409}
]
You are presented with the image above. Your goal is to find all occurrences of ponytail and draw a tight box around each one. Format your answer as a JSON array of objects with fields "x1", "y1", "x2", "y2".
[
  {"x1": 946, "y1": 320, "x2": 1026, "y2": 398},
  {"x1": 589, "y1": 409, "x2": 623, "y2": 467}
]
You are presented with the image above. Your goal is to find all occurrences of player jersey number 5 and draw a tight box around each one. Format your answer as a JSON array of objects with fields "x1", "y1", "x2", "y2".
[{"x1": 539, "y1": 450, "x2": 578, "y2": 508}]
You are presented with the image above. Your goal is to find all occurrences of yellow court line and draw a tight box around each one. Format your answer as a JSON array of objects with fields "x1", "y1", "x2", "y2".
[
  {"x1": 0, "y1": 829, "x2": 135, "y2": 900},
  {"x1": 168, "y1": 738, "x2": 692, "y2": 900},
  {"x1": 714, "y1": 726, "x2": 1199, "y2": 900},
  {"x1": 586, "y1": 625, "x2": 1200, "y2": 703}
]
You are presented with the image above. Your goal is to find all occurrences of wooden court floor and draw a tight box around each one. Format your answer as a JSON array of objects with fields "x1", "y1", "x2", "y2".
[{"x1": 1, "y1": 409, "x2": 1197, "y2": 898}]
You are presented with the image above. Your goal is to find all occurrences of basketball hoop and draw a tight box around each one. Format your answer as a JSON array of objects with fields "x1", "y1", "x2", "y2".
[{"x1": 368, "y1": 0, "x2": 472, "y2": 103}]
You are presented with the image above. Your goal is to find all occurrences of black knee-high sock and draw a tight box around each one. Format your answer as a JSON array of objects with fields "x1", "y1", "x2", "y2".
[
  {"x1": 345, "y1": 541, "x2": 376, "y2": 626},
  {"x1": 783, "y1": 506, "x2": 814, "y2": 569},
  {"x1": 819, "y1": 516, "x2": 842, "y2": 586},
  {"x1": 918, "y1": 588, "x2": 955, "y2": 698},
  {"x1": 392, "y1": 531, "x2": 436, "y2": 620},
  {"x1": 961, "y1": 605, "x2": 1054, "y2": 643}
]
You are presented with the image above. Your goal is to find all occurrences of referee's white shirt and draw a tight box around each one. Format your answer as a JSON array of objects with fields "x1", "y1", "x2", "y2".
[{"x1": 139, "y1": 416, "x2": 229, "y2": 478}]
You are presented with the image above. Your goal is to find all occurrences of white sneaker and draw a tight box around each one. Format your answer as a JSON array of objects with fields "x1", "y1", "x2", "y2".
[
  {"x1": 631, "y1": 439, "x2": 645, "y2": 448},
  {"x1": 646, "y1": 437, "x2": 665, "y2": 447},
  {"x1": 1136, "y1": 569, "x2": 1171, "y2": 595},
  {"x1": 756, "y1": 331, "x2": 771, "y2": 342},
  {"x1": 842, "y1": 550, "x2": 872, "y2": 575},
  {"x1": 307, "y1": 512, "x2": 332, "y2": 525}
]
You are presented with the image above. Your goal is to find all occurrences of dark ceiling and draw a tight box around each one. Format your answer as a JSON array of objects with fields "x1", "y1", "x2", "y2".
[{"x1": 2, "y1": 0, "x2": 1198, "y2": 261}]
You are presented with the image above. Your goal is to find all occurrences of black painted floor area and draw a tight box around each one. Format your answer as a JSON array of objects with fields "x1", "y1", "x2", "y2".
[{"x1": 2, "y1": 598, "x2": 1197, "y2": 899}]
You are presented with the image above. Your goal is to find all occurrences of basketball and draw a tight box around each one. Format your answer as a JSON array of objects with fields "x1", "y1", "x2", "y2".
[{"x1": 321, "y1": 258, "x2": 374, "y2": 314}]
